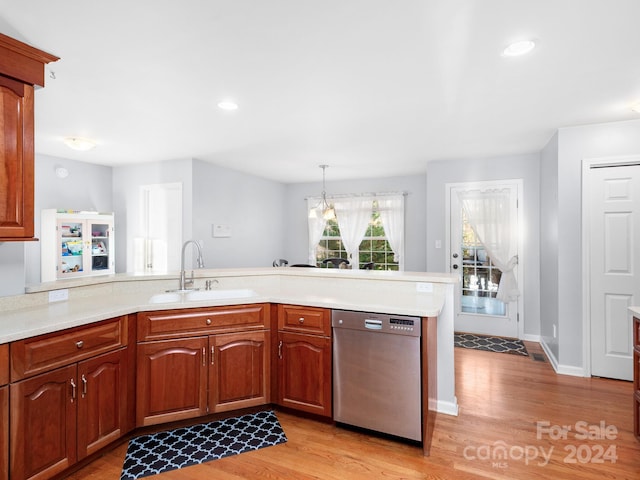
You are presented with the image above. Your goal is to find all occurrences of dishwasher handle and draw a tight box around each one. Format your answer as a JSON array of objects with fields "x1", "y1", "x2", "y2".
[{"x1": 364, "y1": 319, "x2": 383, "y2": 330}]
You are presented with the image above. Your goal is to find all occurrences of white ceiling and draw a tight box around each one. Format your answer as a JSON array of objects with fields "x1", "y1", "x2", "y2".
[{"x1": 1, "y1": 0, "x2": 639, "y2": 183}]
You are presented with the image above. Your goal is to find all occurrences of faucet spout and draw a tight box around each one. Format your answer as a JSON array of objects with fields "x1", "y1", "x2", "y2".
[{"x1": 179, "y1": 240, "x2": 205, "y2": 291}]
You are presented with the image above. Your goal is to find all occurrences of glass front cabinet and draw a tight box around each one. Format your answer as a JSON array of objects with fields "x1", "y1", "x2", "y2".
[{"x1": 41, "y1": 209, "x2": 115, "y2": 282}]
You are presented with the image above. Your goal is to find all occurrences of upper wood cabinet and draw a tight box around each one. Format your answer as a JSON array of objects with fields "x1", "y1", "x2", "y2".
[{"x1": 0, "y1": 33, "x2": 58, "y2": 241}]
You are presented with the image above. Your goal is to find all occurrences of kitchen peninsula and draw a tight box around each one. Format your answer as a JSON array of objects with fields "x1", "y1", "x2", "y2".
[{"x1": 0, "y1": 268, "x2": 458, "y2": 479}]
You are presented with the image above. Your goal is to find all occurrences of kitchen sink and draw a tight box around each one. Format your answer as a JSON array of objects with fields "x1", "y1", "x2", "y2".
[{"x1": 148, "y1": 288, "x2": 258, "y2": 304}]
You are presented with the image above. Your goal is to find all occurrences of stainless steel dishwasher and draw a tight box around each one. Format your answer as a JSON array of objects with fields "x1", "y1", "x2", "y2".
[{"x1": 332, "y1": 309, "x2": 422, "y2": 442}]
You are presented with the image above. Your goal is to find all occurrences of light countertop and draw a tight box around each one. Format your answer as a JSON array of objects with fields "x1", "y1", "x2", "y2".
[{"x1": 1, "y1": 268, "x2": 458, "y2": 343}]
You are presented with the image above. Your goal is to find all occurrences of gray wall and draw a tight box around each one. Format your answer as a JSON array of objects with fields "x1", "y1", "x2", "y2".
[
  {"x1": 540, "y1": 132, "x2": 559, "y2": 361},
  {"x1": 283, "y1": 174, "x2": 427, "y2": 271},
  {"x1": 554, "y1": 118, "x2": 640, "y2": 370},
  {"x1": 112, "y1": 158, "x2": 287, "y2": 272},
  {"x1": 24, "y1": 154, "x2": 113, "y2": 286},
  {"x1": 112, "y1": 158, "x2": 194, "y2": 273},
  {"x1": 191, "y1": 159, "x2": 286, "y2": 268},
  {"x1": 425, "y1": 153, "x2": 542, "y2": 339}
]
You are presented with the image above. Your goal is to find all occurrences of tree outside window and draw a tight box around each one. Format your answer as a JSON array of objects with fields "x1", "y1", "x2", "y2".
[{"x1": 316, "y1": 206, "x2": 399, "y2": 270}]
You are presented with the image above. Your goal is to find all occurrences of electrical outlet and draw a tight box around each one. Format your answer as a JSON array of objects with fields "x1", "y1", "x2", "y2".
[
  {"x1": 416, "y1": 282, "x2": 433, "y2": 293},
  {"x1": 49, "y1": 289, "x2": 69, "y2": 302}
]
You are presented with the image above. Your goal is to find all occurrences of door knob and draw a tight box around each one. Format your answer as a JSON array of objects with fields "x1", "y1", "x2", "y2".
[
  {"x1": 452, "y1": 253, "x2": 459, "y2": 258},
  {"x1": 453, "y1": 264, "x2": 459, "y2": 270}
]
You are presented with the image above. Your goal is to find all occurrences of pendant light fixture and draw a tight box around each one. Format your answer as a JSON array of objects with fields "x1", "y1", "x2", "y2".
[{"x1": 311, "y1": 164, "x2": 336, "y2": 221}]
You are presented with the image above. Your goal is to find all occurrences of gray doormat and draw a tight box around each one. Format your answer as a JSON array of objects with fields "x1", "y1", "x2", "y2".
[
  {"x1": 120, "y1": 410, "x2": 287, "y2": 480},
  {"x1": 454, "y1": 332, "x2": 528, "y2": 356}
]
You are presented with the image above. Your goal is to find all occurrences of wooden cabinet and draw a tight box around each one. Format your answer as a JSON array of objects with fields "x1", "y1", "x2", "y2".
[
  {"x1": 0, "y1": 33, "x2": 58, "y2": 241},
  {"x1": 634, "y1": 316, "x2": 639, "y2": 441},
  {"x1": 276, "y1": 305, "x2": 331, "y2": 417},
  {"x1": 136, "y1": 304, "x2": 270, "y2": 426},
  {"x1": 9, "y1": 317, "x2": 131, "y2": 480},
  {"x1": 0, "y1": 344, "x2": 8, "y2": 480},
  {"x1": 40, "y1": 209, "x2": 115, "y2": 282}
]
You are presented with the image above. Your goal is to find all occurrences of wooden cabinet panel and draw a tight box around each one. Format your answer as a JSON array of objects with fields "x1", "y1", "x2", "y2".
[
  {"x1": 0, "y1": 77, "x2": 34, "y2": 240},
  {"x1": 136, "y1": 337, "x2": 208, "y2": 426},
  {"x1": 277, "y1": 332, "x2": 331, "y2": 417},
  {"x1": 137, "y1": 304, "x2": 268, "y2": 341},
  {"x1": 11, "y1": 316, "x2": 127, "y2": 381},
  {"x1": 0, "y1": 33, "x2": 57, "y2": 241},
  {"x1": 635, "y1": 317, "x2": 639, "y2": 440},
  {"x1": 0, "y1": 344, "x2": 8, "y2": 386},
  {"x1": 77, "y1": 348, "x2": 128, "y2": 460},
  {"x1": 210, "y1": 331, "x2": 269, "y2": 413},
  {"x1": 10, "y1": 364, "x2": 77, "y2": 480},
  {"x1": 278, "y1": 304, "x2": 330, "y2": 336},
  {"x1": 0, "y1": 386, "x2": 7, "y2": 480}
]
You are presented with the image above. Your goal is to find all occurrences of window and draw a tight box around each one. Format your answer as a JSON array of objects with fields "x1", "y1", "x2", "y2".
[
  {"x1": 316, "y1": 203, "x2": 400, "y2": 270},
  {"x1": 461, "y1": 209, "x2": 505, "y2": 315}
]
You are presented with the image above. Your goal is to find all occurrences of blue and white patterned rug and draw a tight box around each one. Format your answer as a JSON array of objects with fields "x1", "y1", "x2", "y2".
[
  {"x1": 454, "y1": 332, "x2": 529, "y2": 356},
  {"x1": 120, "y1": 410, "x2": 287, "y2": 480}
]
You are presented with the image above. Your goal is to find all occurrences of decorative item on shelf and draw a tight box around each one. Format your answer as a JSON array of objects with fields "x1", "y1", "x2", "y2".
[{"x1": 308, "y1": 164, "x2": 336, "y2": 221}]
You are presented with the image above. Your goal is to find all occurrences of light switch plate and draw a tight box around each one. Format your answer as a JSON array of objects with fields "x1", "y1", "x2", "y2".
[{"x1": 212, "y1": 224, "x2": 232, "y2": 237}]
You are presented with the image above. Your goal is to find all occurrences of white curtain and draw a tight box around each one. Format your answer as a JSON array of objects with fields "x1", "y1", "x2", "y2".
[
  {"x1": 307, "y1": 197, "x2": 327, "y2": 265},
  {"x1": 457, "y1": 189, "x2": 519, "y2": 302},
  {"x1": 333, "y1": 197, "x2": 373, "y2": 269},
  {"x1": 377, "y1": 195, "x2": 404, "y2": 269}
]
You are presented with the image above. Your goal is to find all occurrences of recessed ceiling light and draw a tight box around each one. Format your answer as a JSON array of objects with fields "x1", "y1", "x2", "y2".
[
  {"x1": 217, "y1": 101, "x2": 239, "y2": 111},
  {"x1": 502, "y1": 40, "x2": 536, "y2": 57},
  {"x1": 63, "y1": 137, "x2": 97, "y2": 151}
]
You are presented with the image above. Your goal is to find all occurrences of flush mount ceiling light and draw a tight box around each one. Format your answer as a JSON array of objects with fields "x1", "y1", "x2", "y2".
[
  {"x1": 217, "y1": 100, "x2": 239, "y2": 111},
  {"x1": 309, "y1": 165, "x2": 336, "y2": 221},
  {"x1": 502, "y1": 40, "x2": 536, "y2": 57},
  {"x1": 63, "y1": 137, "x2": 97, "y2": 151}
]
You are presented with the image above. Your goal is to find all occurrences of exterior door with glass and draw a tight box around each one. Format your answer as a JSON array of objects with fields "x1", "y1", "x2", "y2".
[{"x1": 448, "y1": 181, "x2": 521, "y2": 338}]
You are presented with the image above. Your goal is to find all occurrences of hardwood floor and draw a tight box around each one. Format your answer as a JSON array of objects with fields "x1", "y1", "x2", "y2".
[{"x1": 66, "y1": 341, "x2": 640, "y2": 479}]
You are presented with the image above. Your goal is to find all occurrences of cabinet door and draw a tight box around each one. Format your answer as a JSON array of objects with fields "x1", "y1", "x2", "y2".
[
  {"x1": 210, "y1": 331, "x2": 269, "y2": 413},
  {"x1": 0, "y1": 386, "x2": 7, "y2": 480},
  {"x1": 77, "y1": 348, "x2": 128, "y2": 460},
  {"x1": 10, "y1": 364, "x2": 77, "y2": 480},
  {"x1": 278, "y1": 332, "x2": 331, "y2": 417},
  {"x1": 0, "y1": 77, "x2": 34, "y2": 240},
  {"x1": 136, "y1": 337, "x2": 207, "y2": 426}
]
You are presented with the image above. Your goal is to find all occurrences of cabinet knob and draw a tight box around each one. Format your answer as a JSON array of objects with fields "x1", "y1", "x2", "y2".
[
  {"x1": 206, "y1": 318, "x2": 212, "y2": 325},
  {"x1": 76, "y1": 340, "x2": 84, "y2": 349},
  {"x1": 298, "y1": 317, "x2": 305, "y2": 324}
]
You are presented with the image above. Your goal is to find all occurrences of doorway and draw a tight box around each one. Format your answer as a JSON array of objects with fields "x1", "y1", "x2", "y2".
[
  {"x1": 585, "y1": 159, "x2": 640, "y2": 381},
  {"x1": 134, "y1": 183, "x2": 182, "y2": 274},
  {"x1": 447, "y1": 180, "x2": 523, "y2": 338}
]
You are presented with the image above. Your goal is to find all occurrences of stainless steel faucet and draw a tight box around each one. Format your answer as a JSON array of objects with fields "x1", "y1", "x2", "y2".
[{"x1": 179, "y1": 240, "x2": 205, "y2": 291}]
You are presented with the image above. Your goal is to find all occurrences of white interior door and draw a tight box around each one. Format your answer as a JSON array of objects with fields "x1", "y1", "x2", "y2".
[
  {"x1": 589, "y1": 164, "x2": 640, "y2": 380},
  {"x1": 134, "y1": 183, "x2": 182, "y2": 274},
  {"x1": 447, "y1": 181, "x2": 522, "y2": 338}
]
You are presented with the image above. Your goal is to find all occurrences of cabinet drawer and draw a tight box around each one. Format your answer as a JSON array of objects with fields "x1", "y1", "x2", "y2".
[
  {"x1": 635, "y1": 317, "x2": 640, "y2": 348},
  {"x1": 278, "y1": 304, "x2": 330, "y2": 336},
  {"x1": 635, "y1": 349, "x2": 640, "y2": 394},
  {"x1": 137, "y1": 304, "x2": 268, "y2": 341},
  {"x1": 11, "y1": 316, "x2": 127, "y2": 381}
]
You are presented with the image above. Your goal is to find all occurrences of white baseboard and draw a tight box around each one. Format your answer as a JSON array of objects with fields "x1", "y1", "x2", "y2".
[
  {"x1": 436, "y1": 398, "x2": 459, "y2": 416},
  {"x1": 521, "y1": 333, "x2": 541, "y2": 342},
  {"x1": 540, "y1": 338, "x2": 586, "y2": 377}
]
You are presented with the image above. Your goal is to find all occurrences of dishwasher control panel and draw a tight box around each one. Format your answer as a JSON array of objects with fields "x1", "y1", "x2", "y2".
[{"x1": 332, "y1": 309, "x2": 421, "y2": 337}]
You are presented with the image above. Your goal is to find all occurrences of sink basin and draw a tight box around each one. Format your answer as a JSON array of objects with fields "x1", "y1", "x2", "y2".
[
  {"x1": 148, "y1": 292, "x2": 183, "y2": 304},
  {"x1": 186, "y1": 289, "x2": 258, "y2": 301},
  {"x1": 148, "y1": 289, "x2": 258, "y2": 304}
]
